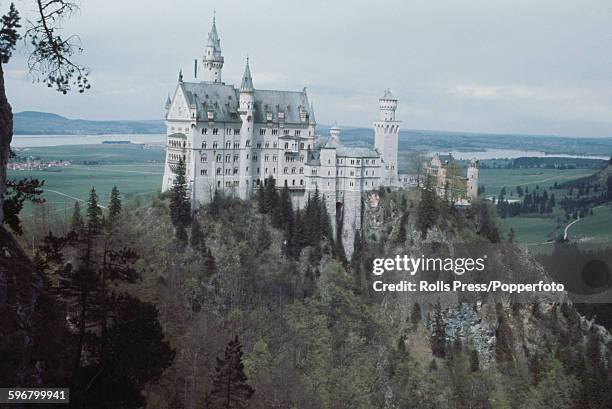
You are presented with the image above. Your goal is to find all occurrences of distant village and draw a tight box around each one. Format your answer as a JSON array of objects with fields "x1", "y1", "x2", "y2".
[{"x1": 8, "y1": 155, "x2": 71, "y2": 171}]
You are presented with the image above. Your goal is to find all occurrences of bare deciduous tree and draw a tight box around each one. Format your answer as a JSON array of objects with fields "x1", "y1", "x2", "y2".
[{"x1": 0, "y1": 0, "x2": 89, "y2": 224}]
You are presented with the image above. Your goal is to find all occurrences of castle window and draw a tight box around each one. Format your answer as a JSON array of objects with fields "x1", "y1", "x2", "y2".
[
  {"x1": 295, "y1": 130, "x2": 301, "y2": 137},
  {"x1": 226, "y1": 141, "x2": 231, "y2": 149},
  {"x1": 284, "y1": 143, "x2": 289, "y2": 149},
  {"x1": 234, "y1": 168, "x2": 238, "y2": 175},
  {"x1": 203, "y1": 128, "x2": 208, "y2": 135},
  {"x1": 226, "y1": 155, "x2": 231, "y2": 162},
  {"x1": 257, "y1": 143, "x2": 261, "y2": 148},
  {"x1": 234, "y1": 155, "x2": 239, "y2": 162},
  {"x1": 265, "y1": 142, "x2": 269, "y2": 148},
  {"x1": 226, "y1": 181, "x2": 231, "y2": 187},
  {"x1": 299, "y1": 167, "x2": 303, "y2": 174},
  {"x1": 300, "y1": 143, "x2": 304, "y2": 149},
  {"x1": 213, "y1": 128, "x2": 219, "y2": 135},
  {"x1": 216, "y1": 168, "x2": 221, "y2": 175},
  {"x1": 226, "y1": 128, "x2": 231, "y2": 135},
  {"x1": 284, "y1": 167, "x2": 288, "y2": 174},
  {"x1": 273, "y1": 142, "x2": 278, "y2": 148},
  {"x1": 246, "y1": 140, "x2": 251, "y2": 147},
  {"x1": 283, "y1": 129, "x2": 290, "y2": 136},
  {"x1": 265, "y1": 168, "x2": 268, "y2": 174},
  {"x1": 234, "y1": 129, "x2": 240, "y2": 135},
  {"x1": 202, "y1": 142, "x2": 207, "y2": 149},
  {"x1": 213, "y1": 141, "x2": 218, "y2": 149},
  {"x1": 253, "y1": 155, "x2": 258, "y2": 161},
  {"x1": 273, "y1": 155, "x2": 277, "y2": 161},
  {"x1": 201, "y1": 154, "x2": 207, "y2": 163},
  {"x1": 201, "y1": 169, "x2": 208, "y2": 175},
  {"x1": 234, "y1": 142, "x2": 240, "y2": 149},
  {"x1": 272, "y1": 129, "x2": 278, "y2": 136},
  {"x1": 350, "y1": 171, "x2": 354, "y2": 176},
  {"x1": 225, "y1": 169, "x2": 231, "y2": 175},
  {"x1": 291, "y1": 167, "x2": 296, "y2": 174},
  {"x1": 265, "y1": 155, "x2": 269, "y2": 162},
  {"x1": 300, "y1": 179, "x2": 304, "y2": 185},
  {"x1": 259, "y1": 129, "x2": 266, "y2": 136},
  {"x1": 357, "y1": 160, "x2": 361, "y2": 165},
  {"x1": 218, "y1": 181, "x2": 221, "y2": 187},
  {"x1": 372, "y1": 160, "x2": 376, "y2": 165}
]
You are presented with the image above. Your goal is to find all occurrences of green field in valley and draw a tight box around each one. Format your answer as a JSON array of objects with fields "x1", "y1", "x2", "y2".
[
  {"x1": 478, "y1": 167, "x2": 595, "y2": 197},
  {"x1": 9, "y1": 144, "x2": 165, "y2": 218}
]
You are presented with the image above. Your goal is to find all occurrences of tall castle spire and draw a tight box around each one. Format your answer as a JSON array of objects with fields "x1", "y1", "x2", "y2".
[
  {"x1": 240, "y1": 57, "x2": 254, "y2": 92},
  {"x1": 202, "y1": 13, "x2": 224, "y2": 83}
]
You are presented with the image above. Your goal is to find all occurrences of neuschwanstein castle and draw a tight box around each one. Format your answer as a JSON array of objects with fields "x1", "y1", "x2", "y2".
[{"x1": 162, "y1": 16, "x2": 477, "y2": 252}]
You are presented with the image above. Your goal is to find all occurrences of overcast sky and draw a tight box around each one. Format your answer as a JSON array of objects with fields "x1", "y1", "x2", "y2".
[{"x1": 4, "y1": 0, "x2": 612, "y2": 137}]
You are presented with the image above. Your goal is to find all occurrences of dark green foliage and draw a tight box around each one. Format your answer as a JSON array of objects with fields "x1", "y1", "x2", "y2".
[
  {"x1": 175, "y1": 222, "x2": 188, "y2": 244},
  {"x1": 395, "y1": 210, "x2": 408, "y2": 244},
  {"x1": 169, "y1": 158, "x2": 191, "y2": 227},
  {"x1": 3, "y1": 177, "x2": 44, "y2": 234},
  {"x1": 607, "y1": 175, "x2": 612, "y2": 200},
  {"x1": 78, "y1": 296, "x2": 174, "y2": 409},
  {"x1": 70, "y1": 201, "x2": 84, "y2": 234},
  {"x1": 205, "y1": 336, "x2": 254, "y2": 409},
  {"x1": 417, "y1": 178, "x2": 439, "y2": 239},
  {"x1": 255, "y1": 216, "x2": 271, "y2": 252},
  {"x1": 262, "y1": 176, "x2": 278, "y2": 214},
  {"x1": 275, "y1": 182, "x2": 293, "y2": 229},
  {"x1": 86, "y1": 187, "x2": 103, "y2": 234},
  {"x1": 108, "y1": 185, "x2": 122, "y2": 226},
  {"x1": 0, "y1": 3, "x2": 20, "y2": 63}
]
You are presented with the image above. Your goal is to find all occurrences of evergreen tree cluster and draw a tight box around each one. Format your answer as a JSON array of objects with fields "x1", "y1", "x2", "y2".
[
  {"x1": 37, "y1": 186, "x2": 174, "y2": 408},
  {"x1": 256, "y1": 176, "x2": 334, "y2": 259}
]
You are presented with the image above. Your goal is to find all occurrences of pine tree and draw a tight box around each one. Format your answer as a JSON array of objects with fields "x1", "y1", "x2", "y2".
[
  {"x1": 205, "y1": 336, "x2": 254, "y2": 409},
  {"x1": 169, "y1": 158, "x2": 191, "y2": 227},
  {"x1": 176, "y1": 222, "x2": 188, "y2": 244},
  {"x1": 70, "y1": 201, "x2": 84, "y2": 234},
  {"x1": 263, "y1": 176, "x2": 278, "y2": 214},
  {"x1": 86, "y1": 187, "x2": 103, "y2": 234},
  {"x1": 417, "y1": 177, "x2": 439, "y2": 239},
  {"x1": 255, "y1": 216, "x2": 271, "y2": 252},
  {"x1": 275, "y1": 181, "x2": 293, "y2": 228},
  {"x1": 107, "y1": 186, "x2": 121, "y2": 226}
]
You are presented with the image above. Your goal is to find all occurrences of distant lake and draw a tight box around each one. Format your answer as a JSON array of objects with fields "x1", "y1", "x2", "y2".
[
  {"x1": 11, "y1": 134, "x2": 611, "y2": 161},
  {"x1": 12, "y1": 134, "x2": 165, "y2": 147},
  {"x1": 434, "y1": 148, "x2": 610, "y2": 161}
]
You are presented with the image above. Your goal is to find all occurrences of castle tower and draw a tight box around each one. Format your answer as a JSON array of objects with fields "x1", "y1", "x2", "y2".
[
  {"x1": 466, "y1": 160, "x2": 479, "y2": 200},
  {"x1": 238, "y1": 58, "x2": 255, "y2": 198},
  {"x1": 373, "y1": 89, "x2": 400, "y2": 185},
  {"x1": 202, "y1": 15, "x2": 224, "y2": 83}
]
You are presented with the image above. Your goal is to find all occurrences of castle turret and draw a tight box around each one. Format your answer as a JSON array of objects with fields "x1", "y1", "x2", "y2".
[
  {"x1": 202, "y1": 14, "x2": 224, "y2": 83},
  {"x1": 466, "y1": 160, "x2": 479, "y2": 200},
  {"x1": 238, "y1": 58, "x2": 255, "y2": 198},
  {"x1": 373, "y1": 89, "x2": 400, "y2": 185}
]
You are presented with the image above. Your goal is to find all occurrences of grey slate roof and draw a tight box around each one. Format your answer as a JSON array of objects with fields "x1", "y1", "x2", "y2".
[
  {"x1": 207, "y1": 18, "x2": 221, "y2": 53},
  {"x1": 178, "y1": 81, "x2": 313, "y2": 125},
  {"x1": 252, "y1": 89, "x2": 312, "y2": 124},
  {"x1": 336, "y1": 146, "x2": 380, "y2": 158},
  {"x1": 240, "y1": 60, "x2": 254, "y2": 91}
]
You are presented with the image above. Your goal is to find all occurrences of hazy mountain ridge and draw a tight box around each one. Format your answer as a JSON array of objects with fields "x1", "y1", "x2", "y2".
[
  {"x1": 13, "y1": 111, "x2": 165, "y2": 135},
  {"x1": 14, "y1": 111, "x2": 612, "y2": 156}
]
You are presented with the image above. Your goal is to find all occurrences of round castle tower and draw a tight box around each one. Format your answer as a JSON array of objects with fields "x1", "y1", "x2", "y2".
[
  {"x1": 373, "y1": 89, "x2": 400, "y2": 185},
  {"x1": 202, "y1": 15, "x2": 224, "y2": 83}
]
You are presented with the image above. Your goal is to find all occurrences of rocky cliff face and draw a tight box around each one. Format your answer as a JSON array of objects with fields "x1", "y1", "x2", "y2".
[{"x1": 362, "y1": 189, "x2": 612, "y2": 368}]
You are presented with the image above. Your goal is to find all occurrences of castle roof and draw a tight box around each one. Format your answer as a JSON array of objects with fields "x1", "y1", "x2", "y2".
[
  {"x1": 240, "y1": 58, "x2": 254, "y2": 91},
  {"x1": 178, "y1": 81, "x2": 313, "y2": 124},
  {"x1": 207, "y1": 16, "x2": 221, "y2": 53},
  {"x1": 336, "y1": 146, "x2": 380, "y2": 158}
]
